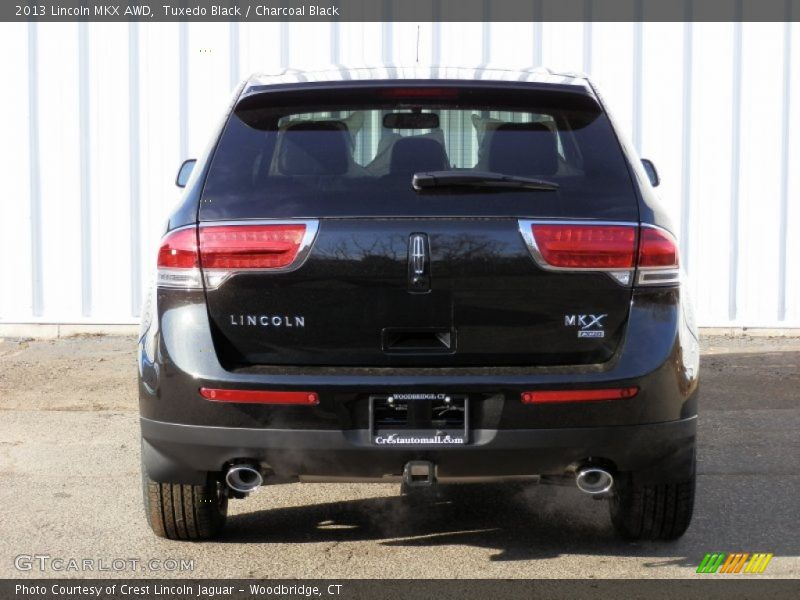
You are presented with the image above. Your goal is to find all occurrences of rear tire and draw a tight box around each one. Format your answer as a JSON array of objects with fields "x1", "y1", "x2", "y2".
[
  {"x1": 142, "y1": 467, "x2": 228, "y2": 541},
  {"x1": 609, "y1": 468, "x2": 695, "y2": 541}
]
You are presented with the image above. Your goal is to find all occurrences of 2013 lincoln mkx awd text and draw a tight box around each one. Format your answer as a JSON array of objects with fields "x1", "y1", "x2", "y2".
[{"x1": 138, "y1": 66, "x2": 699, "y2": 541}]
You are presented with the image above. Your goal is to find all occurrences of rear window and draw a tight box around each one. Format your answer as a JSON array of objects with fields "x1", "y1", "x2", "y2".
[{"x1": 199, "y1": 86, "x2": 637, "y2": 220}]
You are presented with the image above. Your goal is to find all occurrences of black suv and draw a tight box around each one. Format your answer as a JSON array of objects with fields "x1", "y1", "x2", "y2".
[{"x1": 139, "y1": 67, "x2": 698, "y2": 541}]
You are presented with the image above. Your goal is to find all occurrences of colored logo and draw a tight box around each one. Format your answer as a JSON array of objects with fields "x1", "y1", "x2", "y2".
[{"x1": 697, "y1": 552, "x2": 773, "y2": 574}]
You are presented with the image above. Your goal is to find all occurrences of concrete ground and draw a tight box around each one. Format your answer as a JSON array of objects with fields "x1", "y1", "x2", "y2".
[{"x1": 0, "y1": 335, "x2": 798, "y2": 579}]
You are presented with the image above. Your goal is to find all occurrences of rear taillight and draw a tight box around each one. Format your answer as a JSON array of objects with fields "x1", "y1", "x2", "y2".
[
  {"x1": 518, "y1": 221, "x2": 680, "y2": 286},
  {"x1": 637, "y1": 226, "x2": 681, "y2": 285},
  {"x1": 200, "y1": 224, "x2": 307, "y2": 269},
  {"x1": 156, "y1": 227, "x2": 201, "y2": 288},
  {"x1": 155, "y1": 221, "x2": 318, "y2": 290},
  {"x1": 157, "y1": 228, "x2": 198, "y2": 268},
  {"x1": 530, "y1": 224, "x2": 636, "y2": 269}
]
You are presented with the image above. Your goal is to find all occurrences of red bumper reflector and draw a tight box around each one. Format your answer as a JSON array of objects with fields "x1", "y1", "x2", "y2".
[
  {"x1": 200, "y1": 388, "x2": 319, "y2": 405},
  {"x1": 520, "y1": 387, "x2": 639, "y2": 404}
]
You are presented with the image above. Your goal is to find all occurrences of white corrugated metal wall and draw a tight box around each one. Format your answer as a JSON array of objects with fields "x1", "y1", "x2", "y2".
[{"x1": 0, "y1": 21, "x2": 798, "y2": 327}]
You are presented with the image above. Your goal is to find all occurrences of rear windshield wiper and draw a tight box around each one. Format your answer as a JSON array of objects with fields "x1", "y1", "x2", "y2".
[{"x1": 412, "y1": 170, "x2": 560, "y2": 192}]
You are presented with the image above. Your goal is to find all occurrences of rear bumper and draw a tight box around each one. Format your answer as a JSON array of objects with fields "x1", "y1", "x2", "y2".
[
  {"x1": 139, "y1": 286, "x2": 700, "y2": 486},
  {"x1": 139, "y1": 287, "x2": 700, "y2": 430},
  {"x1": 141, "y1": 415, "x2": 696, "y2": 485}
]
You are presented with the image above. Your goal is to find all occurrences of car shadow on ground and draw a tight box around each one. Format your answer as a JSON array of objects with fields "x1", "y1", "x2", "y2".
[
  {"x1": 219, "y1": 477, "x2": 798, "y2": 568},
  {"x1": 214, "y1": 348, "x2": 800, "y2": 568}
]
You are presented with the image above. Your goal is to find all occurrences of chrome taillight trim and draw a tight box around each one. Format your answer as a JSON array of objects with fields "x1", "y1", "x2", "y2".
[
  {"x1": 199, "y1": 219, "x2": 320, "y2": 290},
  {"x1": 517, "y1": 219, "x2": 681, "y2": 288},
  {"x1": 636, "y1": 223, "x2": 681, "y2": 287},
  {"x1": 517, "y1": 219, "x2": 637, "y2": 287},
  {"x1": 157, "y1": 267, "x2": 203, "y2": 289},
  {"x1": 637, "y1": 268, "x2": 682, "y2": 285},
  {"x1": 156, "y1": 224, "x2": 202, "y2": 289}
]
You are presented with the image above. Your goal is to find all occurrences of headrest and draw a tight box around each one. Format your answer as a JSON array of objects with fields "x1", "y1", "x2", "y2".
[
  {"x1": 389, "y1": 136, "x2": 449, "y2": 175},
  {"x1": 487, "y1": 122, "x2": 559, "y2": 177},
  {"x1": 276, "y1": 121, "x2": 349, "y2": 176}
]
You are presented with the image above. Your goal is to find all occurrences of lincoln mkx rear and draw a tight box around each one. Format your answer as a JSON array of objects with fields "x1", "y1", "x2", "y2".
[{"x1": 138, "y1": 67, "x2": 698, "y2": 541}]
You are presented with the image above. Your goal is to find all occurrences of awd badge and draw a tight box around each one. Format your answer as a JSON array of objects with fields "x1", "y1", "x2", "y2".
[{"x1": 564, "y1": 314, "x2": 607, "y2": 338}]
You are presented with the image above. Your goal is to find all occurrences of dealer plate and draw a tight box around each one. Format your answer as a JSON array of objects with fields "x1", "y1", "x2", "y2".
[{"x1": 369, "y1": 393, "x2": 469, "y2": 446}]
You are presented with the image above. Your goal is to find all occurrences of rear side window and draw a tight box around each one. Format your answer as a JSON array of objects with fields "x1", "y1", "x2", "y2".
[{"x1": 199, "y1": 86, "x2": 637, "y2": 221}]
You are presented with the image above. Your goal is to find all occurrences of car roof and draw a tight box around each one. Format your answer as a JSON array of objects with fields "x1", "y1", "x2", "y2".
[{"x1": 240, "y1": 65, "x2": 594, "y2": 98}]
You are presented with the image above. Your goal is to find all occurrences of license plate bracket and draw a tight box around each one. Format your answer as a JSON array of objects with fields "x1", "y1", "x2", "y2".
[{"x1": 369, "y1": 393, "x2": 469, "y2": 446}]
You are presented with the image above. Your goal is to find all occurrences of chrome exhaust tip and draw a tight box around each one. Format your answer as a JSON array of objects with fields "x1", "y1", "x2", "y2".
[
  {"x1": 225, "y1": 464, "x2": 263, "y2": 494},
  {"x1": 575, "y1": 467, "x2": 613, "y2": 495}
]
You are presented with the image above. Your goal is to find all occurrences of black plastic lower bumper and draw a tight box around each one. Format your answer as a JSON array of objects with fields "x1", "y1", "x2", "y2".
[{"x1": 141, "y1": 415, "x2": 696, "y2": 486}]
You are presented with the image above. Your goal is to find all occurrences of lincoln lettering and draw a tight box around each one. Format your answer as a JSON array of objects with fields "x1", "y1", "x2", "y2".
[{"x1": 229, "y1": 314, "x2": 305, "y2": 328}]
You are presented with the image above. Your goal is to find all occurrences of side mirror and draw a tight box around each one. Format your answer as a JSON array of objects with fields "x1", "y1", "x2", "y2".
[
  {"x1": 175, "y1": 159, "x2": 197, "y2": 188},
  {"x1": 640, "y1": 158, "x2": 660, "y2": 187}
]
